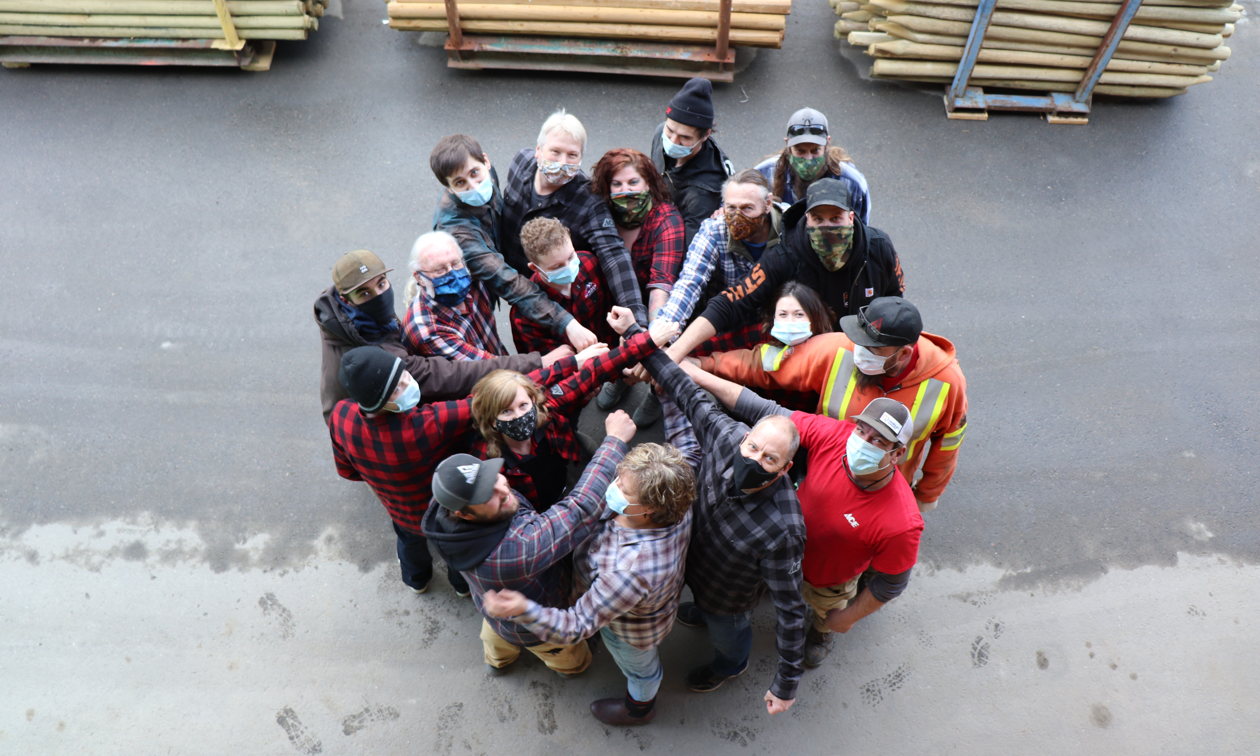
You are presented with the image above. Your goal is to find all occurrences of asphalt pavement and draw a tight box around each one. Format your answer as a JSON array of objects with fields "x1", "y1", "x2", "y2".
[{"x1": 2, "y1": 0, "x2": 1258, "y2": 752}]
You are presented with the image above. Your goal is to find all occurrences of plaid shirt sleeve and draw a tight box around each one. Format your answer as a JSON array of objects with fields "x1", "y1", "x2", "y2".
[
  {"x1": 640, "y1": 203, "x2": 686, "y2": 293},
  {"x1": 511, "y1": 304, "x2": 562, "y2": 356},
  {"x1": 460, "y1": 225, "x2": 573, "y2": 336},
  {"x1": 578, "y1": 196, "x2": 648, "y2": 328},
  {"x1": 487, "y1": 437, "x2": 627, "y2": 578},
  {"x1": 658, "y1": 218, "x2": 723, "y2": 325},
  {"x1": 404, "y1": 285, "x2": 504, "y2": 362},
  {"x1": 762, "y1": 521, "x2": 808, "y2": 701},
  {"x1": 516, "y1": 571, "x2": 649, "y2": 646},
  {"x1": 643, "y1": 348, "x2": 743, "y2": 449},
  {"x1": 546, "y1": 329, "x2": 657, "y2": 415}
]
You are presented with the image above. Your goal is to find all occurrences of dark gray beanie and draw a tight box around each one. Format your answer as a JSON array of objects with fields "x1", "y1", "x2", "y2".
[
  {"x1": 339, "y1": 346, "x2": 403, "y2": 413},
  {"x1": 666, "y1": 77, "x2": 715, "y2": 130}
]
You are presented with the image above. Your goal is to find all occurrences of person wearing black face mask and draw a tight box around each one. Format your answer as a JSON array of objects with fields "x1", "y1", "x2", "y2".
[
  {"x1": 640, "y1": 344, "x2": 808, "y2": 717},
  {"x1": 314, "y1": 249, "x2": 558, "y2": 423},
  {"x1": 469, "y1": 309, "x2": 681, "y2": 513}
]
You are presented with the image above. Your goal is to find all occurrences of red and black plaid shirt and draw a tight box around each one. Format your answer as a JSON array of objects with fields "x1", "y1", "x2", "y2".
[
  {"x1": 471, "y1": 328, "x2": 660, "y2": 502},
  {"x1": 631, "y1": 202, "x2": 686, "y2": 296},
  {"x1": 328, "y1": 361, "x2": 573, "y2": 531},
  {"x1": 510, "y1": 250, "x2": 619, "y2": 356}
]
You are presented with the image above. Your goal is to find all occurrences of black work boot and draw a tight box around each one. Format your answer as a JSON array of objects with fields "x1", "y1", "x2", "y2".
[{"x1": 803, "y1": 626, "x2": 834, "y2": 669}]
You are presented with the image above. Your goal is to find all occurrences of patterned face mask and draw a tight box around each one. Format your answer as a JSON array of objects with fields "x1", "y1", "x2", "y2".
[
  {"x1": 537, "y1": 157, "x2": 580, "y2": 186},
  {"x1": 789, "y1": 154, "x2": 827, "y2": 182},
  {"x1": 808, "y1": 224, "x2": 854, "y2": 271},
  {"x1": 495, "y1": 403, "x2": 538, "y2": 442},
  {"x1": 609, "y1": 191, "x2": 653, "y2": 228},
  {"x1": 725, "y1": 208, "x2": 765, "y2": 242}
]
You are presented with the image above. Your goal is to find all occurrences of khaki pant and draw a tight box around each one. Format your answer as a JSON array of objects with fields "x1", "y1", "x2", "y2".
[
  {"x1": 480, "y1": 619, "x2": 592, "y2": 675},
  {"x1": 801, "y1": 576, "x2": 861, "y2": 633}
]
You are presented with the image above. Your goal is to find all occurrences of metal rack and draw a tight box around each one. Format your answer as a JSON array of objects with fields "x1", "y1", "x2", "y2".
[{"x1": 943, "y1": 0, "x2": 1144, "y2": 123}]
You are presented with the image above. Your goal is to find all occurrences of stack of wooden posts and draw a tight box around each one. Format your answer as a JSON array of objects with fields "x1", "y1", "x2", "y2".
[
  {"x1": 386, "y1": 0, "x2": 793, "y2": 49},
  {"x1": 0, "y1": 0, "x2": 326, "y2": 69},
  {"x1": 827, "y1": 0, "x2": 1238, "y2": 98}
]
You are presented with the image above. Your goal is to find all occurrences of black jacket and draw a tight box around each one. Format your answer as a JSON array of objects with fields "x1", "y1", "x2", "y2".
[
  {"x1": 651, "y1": 122, "x2": 734, "y2": 249},
  {"x1": 699, "y1": 200, "x2": 905, "y2": 334}
]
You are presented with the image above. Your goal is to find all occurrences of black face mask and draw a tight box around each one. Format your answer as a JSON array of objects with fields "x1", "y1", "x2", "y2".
[
  {"x1": 355, "y1": 286, "x2": 396, "y2": 326},
  {"x1": 495, "y1": 404, "x2": 538, "y2": 442},
  {"x1": 731, "y1": 451, "x2": 780, "y2": 491}
]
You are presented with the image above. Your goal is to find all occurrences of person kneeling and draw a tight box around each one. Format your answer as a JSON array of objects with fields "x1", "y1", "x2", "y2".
[{"x1": 482, "y1": 443, "x2": 696, "y2": 726}]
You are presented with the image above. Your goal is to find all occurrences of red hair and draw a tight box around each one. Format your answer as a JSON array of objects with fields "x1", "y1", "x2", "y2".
[{"x1": 589, "y1": 148, "x2": 672, "y2": 206}]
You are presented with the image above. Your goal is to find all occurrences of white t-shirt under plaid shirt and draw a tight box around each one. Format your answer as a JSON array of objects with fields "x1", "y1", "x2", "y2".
[{"x1": 514, "y1": 508, "x2": 693, "y2": 650}]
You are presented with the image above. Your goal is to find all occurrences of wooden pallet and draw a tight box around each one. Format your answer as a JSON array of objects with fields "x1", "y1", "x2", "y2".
[{"x1": 0, "y1": 35, "x2": 275, "y2": 69}]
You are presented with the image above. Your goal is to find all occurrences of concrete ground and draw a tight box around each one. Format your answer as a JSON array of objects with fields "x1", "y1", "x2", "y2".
[{"x1": 1, "y1": 0, "x2": 1258, "y2": 751}]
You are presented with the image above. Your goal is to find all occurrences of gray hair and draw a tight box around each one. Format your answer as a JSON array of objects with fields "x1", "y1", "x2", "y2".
[
  {"x1": 536, "y1": 108, "x2": 588, "y2": 154},
  {"x1": 404, "y1": 231, "x2": 462, "y2": 303},
  {"x1": 722, "y1": 168, "x2": 772, "y2": 204}
]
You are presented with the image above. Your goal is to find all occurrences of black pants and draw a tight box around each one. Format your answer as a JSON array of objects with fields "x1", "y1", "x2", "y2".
[{"x1": 393, "y1": 522, "x2": 469, "y2": 594}]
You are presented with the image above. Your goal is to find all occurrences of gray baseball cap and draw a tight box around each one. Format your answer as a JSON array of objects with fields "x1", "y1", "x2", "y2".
[
  {"x1": 786, "y1": 107, "x2": 829, "y2": 147},
  {"x1": 852, "y1": 397, "x2": 913, "y2": 446},
  {"x1": 432, "y1": 454, "x2": 505, "y2": 512}
]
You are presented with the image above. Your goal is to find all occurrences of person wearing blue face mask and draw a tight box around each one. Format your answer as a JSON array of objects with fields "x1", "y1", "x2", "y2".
[
  {"x1": 430, "y1": 134, "x2": 602, "y2": 354},
  {"x1": 480, "y1": 442, "x2": 696, "y2": 726},
  {"x1": 402, "y1": 231, "x2": 509, "y2": 361},
  {"x1": 650, "y1": 77, "x2": 735, "y2": 247},
  {"x1": 510, "y1": 217, "x2": 621, "y2": 389},
  {"x1": 314, "y1": 248, "x2": 552, "y2": 423}
]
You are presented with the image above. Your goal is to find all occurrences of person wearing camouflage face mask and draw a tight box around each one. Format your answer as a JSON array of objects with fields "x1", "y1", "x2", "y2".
[
  {"x1": 754, "y1": 108, "x2": 871, "y2": 223},
  {"x1": 656, "y1": 178, "x2": 904, "y2": 371}
]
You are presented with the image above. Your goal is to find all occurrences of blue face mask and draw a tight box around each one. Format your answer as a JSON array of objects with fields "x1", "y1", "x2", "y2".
[
  {"x1": 543, "y1": 254, "x2": 580, "y2": 285},
  {"x1": 428, "y1": 268, "x2": 472, "y2": 307},
  {"x1": 846, "y1": 430, "x2": 890, "y2": 476},
  {"x1": 390, "y1": 380, "x2": 420, "y2": 413},
  {"x1": 605, "y1": 481, "x2": 645, "y2": 518},
  {"x1": 661, "y1": 131, "x2": 695, "y2": 159},
  {"x1": 455, "y1": 176, "x2": 494, "y2": 207},
  {"x1": 771, "y1": 320, "x2": 812, "y2": 346}
]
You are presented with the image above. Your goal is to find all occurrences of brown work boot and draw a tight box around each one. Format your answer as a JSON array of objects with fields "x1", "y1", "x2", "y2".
[
  {"x1": 590, "y1": 696, "x2": 656, "y2": 726},
  {"x1": 803, "y1": 626, "x2": 834, "y2": 669}
]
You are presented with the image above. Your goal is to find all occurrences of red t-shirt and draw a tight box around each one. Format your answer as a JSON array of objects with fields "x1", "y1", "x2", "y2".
[{"x1": 791, "y1": 412, "x2": 924, "y2": 587}]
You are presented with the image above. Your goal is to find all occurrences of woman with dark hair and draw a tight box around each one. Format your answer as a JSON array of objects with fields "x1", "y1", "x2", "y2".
[
  {"x1": 469, "y1": 308, "x2": 680, "y2": 512},
  {"x1": 687, "y1": 281, "x2": 833, "y2": 413},
  {"x1": 589, "y1": 148, "x2": 687, "y2": 426},
  {"x1": 754, "y1": 108, "x2": 871, "y2": 224}
]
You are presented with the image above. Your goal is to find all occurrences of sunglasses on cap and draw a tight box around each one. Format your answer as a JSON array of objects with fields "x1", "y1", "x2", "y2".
[
  {"x1": 857, "y1": 305, "x2": 893, "y2": 342},
  {"x1": 787, "y1": 123, "x2": 828, "y2": 138}
]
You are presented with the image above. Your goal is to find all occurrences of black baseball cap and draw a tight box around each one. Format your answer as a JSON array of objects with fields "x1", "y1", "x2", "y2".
[
  {"x1": 804, "y1": 178, "x2": 852, "y2": 213},
  {"x1": 432, "y1": 454, "x2": 505, "y2": 512},
  {"x1": 852, "y1": 397, "x2": 913, "y2": 446},
  {"x1": 840, "y1": 297, "x2": 922, "y2": 348}
]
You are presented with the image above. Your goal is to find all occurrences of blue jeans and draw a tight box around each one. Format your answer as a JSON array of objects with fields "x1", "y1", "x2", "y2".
[
  {"x1": 394, "y1": 522, "x2": 469, "y2": 594},
  {"x1": 600, "y1": 627, "x2": 664, "y2": 702},
  {"x1": 700, "y1": 608, "x2": 754, "y2": 677}
]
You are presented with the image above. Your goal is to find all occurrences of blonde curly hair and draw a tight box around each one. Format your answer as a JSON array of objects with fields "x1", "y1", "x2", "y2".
[{"x1": 617, "y1": 443, "x2": 696, "y2": 526}]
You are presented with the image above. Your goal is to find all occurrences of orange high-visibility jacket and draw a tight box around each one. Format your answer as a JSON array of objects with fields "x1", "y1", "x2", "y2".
[{"x1": 700, "y1": 332, "x2": 968, "y2": 503}]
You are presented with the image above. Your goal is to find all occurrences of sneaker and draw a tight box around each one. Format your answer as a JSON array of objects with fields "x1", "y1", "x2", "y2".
[
  {"x1": 803, "y1": 626, "x2": 834, "y2": 669},
  {"x1": 685, "y1": 663, "x2": 746, "y2": 693},
  {"x1": 631, "y1": 390, "x2": 662, "y2": 428},
  {"x1": 486, "y1": 662, "x2": 512, "y2": 677},
  {"x1": 454, "y1": 586, "x2": 472, "y2": 598},
  {"x1": 595, "y1": 380, "x2": 628, "y2": 410},
  {"x1": 675, "y1": 602, "x2": 705, "y2": 628},
  {"x1": 407, "y1": 581, "x2": 431, "y2": 595}
]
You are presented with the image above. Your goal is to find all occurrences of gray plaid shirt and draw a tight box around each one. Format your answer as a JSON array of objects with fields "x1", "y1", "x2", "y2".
[{"x1": 643, "y1": 350, "x2": 807, "y2": 701}]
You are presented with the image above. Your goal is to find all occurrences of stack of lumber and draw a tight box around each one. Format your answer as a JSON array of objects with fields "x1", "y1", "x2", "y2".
[
  {"x1": 0, "y1": 0, "x2": 324, "y2": 42},
  {"x1": 387, "y1": 0, "x2": 793, "y2": 49},
  {"x1": 827, "y1": 0, "x2": 1238, "y2": 97}
]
